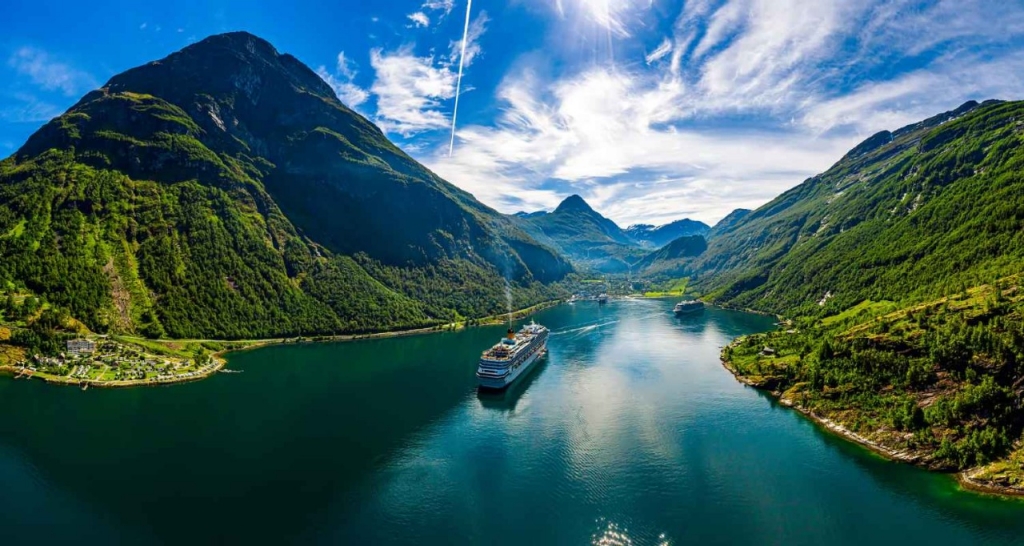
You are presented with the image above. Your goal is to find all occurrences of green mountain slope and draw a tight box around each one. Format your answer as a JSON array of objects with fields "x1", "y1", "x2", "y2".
[
  {"x1": 634, "y1": 235, "x2": 707, "y2": 277},
  {"x1": 625, "y1": 219, "x2": 710, "y2": 249},
  {"x1": 0, "y1": 32, "x2": 570, "y2": 339},
  {"x1": 511, "y1": 195, "x2": 643, "y2": 273},
  {"x1": 693, "y1": 99, "x2": 1024, "y2": 315},
  {"x1": 706, "y1": 208, "x2": 750, "y2": 239}
]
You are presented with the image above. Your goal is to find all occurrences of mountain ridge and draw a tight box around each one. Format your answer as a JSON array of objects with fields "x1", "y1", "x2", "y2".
[
  {"x1": 625, "y1": 218, "x2": 710, "y2": 249},
  {"x1": 509, "y1": 194, "x2": 642, "y2": 273}
]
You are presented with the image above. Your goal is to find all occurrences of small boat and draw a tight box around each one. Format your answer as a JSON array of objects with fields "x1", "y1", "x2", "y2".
[
  {"x1": 674, "y1": 300, "x2": 705, "y2": 315},
  {"x1": 597, "y1": 294, "x2": 609, "y2": 305}
]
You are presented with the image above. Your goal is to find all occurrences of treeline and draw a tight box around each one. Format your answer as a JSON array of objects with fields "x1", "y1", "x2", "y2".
[
  {"x1": 1, "y1": 295, "x2": 76, "y2": 356},
  {"x1": 356, "y1": 254, "x2": 569, "y2": 323}
]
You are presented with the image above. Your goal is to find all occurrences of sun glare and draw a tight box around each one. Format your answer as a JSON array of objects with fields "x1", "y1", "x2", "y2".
[{"x1": 575, "y1": 0, "x2": 630, "y2": 36}]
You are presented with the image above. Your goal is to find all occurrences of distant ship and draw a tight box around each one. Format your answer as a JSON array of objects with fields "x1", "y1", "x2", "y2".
[
  {"x1": 477, "y1": 321, "x2": 548, "y2": 390},
  {"x1": 674, "y1": 300, "x2": 705, "y2": 315},
  {"x1": 597, "y1": 294, "x2": 609, "y2": 304}
]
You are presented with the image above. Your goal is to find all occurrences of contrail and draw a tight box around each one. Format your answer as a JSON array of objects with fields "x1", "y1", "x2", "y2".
[{"x1": 448, "y1": 0, "x2": 473, "y2": 157}]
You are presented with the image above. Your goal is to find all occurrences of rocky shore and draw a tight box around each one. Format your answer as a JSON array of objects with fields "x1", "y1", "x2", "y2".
[{"x1": 721, "y1": 349, "x2": 1024, "y2": 499}]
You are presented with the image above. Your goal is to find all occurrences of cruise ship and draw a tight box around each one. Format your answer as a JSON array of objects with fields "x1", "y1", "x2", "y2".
[
  {"x1": 674, "y1": 300, "x2": 705, "y2": 315},
  {"x1": 477, "y1": 321, "x2": 548, "y2": 390}
]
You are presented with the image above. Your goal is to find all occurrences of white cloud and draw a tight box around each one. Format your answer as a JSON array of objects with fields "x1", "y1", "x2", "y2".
[
  {"x1": 422, "y1": 0, "x2": 454, "y2": 15},
  {"x1": 407, "y1": 12, "x2": 430, "y2": 28},
  {"x1": 315, "y1": 51, "x2": 369, "y2": 109},
  {"x1": 368, "y1": 11, "x2": 489, "y2": 137},
  {"x1": 370, "y1": 47, "x2": 457, "y2": 135},
  {"x1": 448, "y1": 11, "x2": 489, "y2": 67},
  {"x1": 645, "y1": 37, "x2": 672, "y2": 65},
  {"x1": 408, "y1": 0, "x2": 456, "y2": 27},
  {"x1": 7, "y1": 47, "x2": 97, "y2": 96},
  {"x1": 317, "y1": 68, "x2": 370, "y2": 109},
  {"x1": 0, "y1": 92, "x2": 62, "y2": 123},
  {"x1": 335, "y1": 52, "x2": 357, "y2": 79},
  {"x1": 427, "y1": 64, "x2": 855, "y2": 224},
  {"x1": 802, "y1": 53, "x2": 1024, "y2": 135}
]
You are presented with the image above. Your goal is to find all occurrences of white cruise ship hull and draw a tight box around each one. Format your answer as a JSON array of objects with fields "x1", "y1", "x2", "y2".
[{"x1": 477, "y1": 341, "x2": 546, "y2": 390}]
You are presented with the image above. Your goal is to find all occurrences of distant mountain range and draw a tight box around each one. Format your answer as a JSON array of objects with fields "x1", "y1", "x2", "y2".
[
  {"x1": 511, "y1": 195, "x2": 641, "y2": 273},
  {"x1": 511, "y1": 195, "x2": 713, "y2": 273},
  {"x1": 625, "y1": 219, "x2": 710, "y2": 248},
  {"x1": 0, "y1": 32, "x2": 570, "y2": 338}
]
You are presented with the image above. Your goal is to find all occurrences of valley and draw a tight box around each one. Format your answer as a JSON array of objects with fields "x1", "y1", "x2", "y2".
[{"x1": 2, "y1": 31, "x2": 1024, "y2": 499}]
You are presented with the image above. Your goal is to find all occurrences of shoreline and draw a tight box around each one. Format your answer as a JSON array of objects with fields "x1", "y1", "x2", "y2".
[
  {"x1": 0, "y1": 353, "x2": 229, "y2": 389},
  {"x1": 720, "y1": 345, "x2": 1024, "y2": 500},
  {"x1": 957, "y1": 469, "x2": 1024, "y2": 498},
  {"x1": 0, "y1": 299, "x2": 564, "y2": 389}
]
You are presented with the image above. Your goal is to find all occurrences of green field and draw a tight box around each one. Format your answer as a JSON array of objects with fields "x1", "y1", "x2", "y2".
[{"x1": 644, "y1": 278, "x2": 689, "y2": 298}]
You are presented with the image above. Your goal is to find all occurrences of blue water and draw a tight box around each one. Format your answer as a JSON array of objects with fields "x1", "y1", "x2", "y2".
[{"x1": 1, "y1": 299, "x2": 1023, "y2": 545}]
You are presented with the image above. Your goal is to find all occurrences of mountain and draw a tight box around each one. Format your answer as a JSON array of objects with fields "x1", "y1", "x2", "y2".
[
  {"x1": 0, "y1": 32, "x2": 570, "y2": 339},
  {"x1": 513, "y1": 211, "x2": 547, "y2": 219},
  {"x1": 707, "y1": 209, "x2": 750, "y2": 239},
  {"x1": 634, "y1": 235, "x2": 708, "y2": 277},
  {"x1": 511, "y1": 195, "x2": 643, "y2": 273},
  {"x1": 625, "y1": 219, "x2": 710, "y2": 248},
  {"x1": 690, "y1": 99, "x2": 1024, "y2": 315}
]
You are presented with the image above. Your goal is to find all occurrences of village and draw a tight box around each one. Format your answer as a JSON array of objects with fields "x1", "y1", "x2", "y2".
[{"x1": 10, "y1": 337, "x2": 221, "y2": 386}]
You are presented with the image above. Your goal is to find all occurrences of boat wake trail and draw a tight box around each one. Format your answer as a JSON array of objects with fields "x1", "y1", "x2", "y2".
[{"x1": 551, "y1": 320, "x2": 619, "y2": 337}]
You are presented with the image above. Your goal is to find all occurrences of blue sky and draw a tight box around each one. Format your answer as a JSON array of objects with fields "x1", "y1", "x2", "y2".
[{"x1": 3, "y1": 0, "x2": 1024, "y2": 225}]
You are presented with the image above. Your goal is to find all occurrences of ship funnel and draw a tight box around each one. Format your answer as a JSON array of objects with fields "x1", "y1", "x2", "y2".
[{"x1": 507, "y1": 328, "x2": 515, "y2": 340}]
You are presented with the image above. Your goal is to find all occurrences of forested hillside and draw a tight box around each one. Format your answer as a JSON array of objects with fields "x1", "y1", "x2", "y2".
[
  {"x1": 706, "y1": 209, "x2": 750, "y2": 239},
  {"x1": 725, "y1": 278, "x2": 1024, "y2": 493},
  {"x1": 0, "y1": 32, "x2": 571, "y2": 340},
  {"x1": 693, "y1": 100, "x2": 1024, "y2": 316},
  {"x1": 634, "y1": 236, "x2": 707, "y2": 277}
]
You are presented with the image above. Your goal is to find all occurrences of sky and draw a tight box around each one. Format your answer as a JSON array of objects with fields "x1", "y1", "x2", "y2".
[{"x1": 3, "y1": 0, "x2": 1024, "y2": 226}]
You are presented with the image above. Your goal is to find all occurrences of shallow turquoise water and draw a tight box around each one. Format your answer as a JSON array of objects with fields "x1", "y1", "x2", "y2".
[{"x1": 2, "y1": 299, "x2": 1023, "y2": 544}]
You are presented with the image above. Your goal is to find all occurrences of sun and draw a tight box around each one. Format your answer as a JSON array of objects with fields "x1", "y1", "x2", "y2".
[{"x1": 574, "y1": 0, "x2": 631, "y2": 36}]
